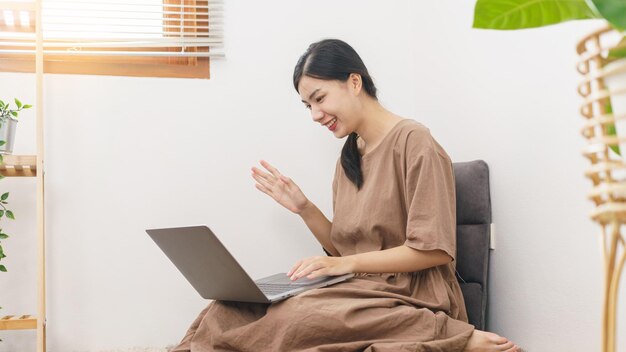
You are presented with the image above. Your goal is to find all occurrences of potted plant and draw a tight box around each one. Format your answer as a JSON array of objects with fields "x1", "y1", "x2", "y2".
[
  {"x1": 472, "y1": 2, "x2": 625, "y2": 352},
  {"x1": 0, "y1": 98, "x2": 31, "y2": 155}
]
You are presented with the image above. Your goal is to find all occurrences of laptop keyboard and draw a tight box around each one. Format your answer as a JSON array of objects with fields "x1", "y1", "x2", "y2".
[{"x1": 257, "y1": 283, "x2": 300, "y2": 296}]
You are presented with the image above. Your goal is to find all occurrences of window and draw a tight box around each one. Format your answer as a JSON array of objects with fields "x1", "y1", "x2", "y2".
[{"x1": 0, "y1": 0, "x2": 224, "y2": 79}]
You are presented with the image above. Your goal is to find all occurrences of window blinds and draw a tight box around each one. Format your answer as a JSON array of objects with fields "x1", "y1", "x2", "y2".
[{"x1": 0, "y1": 0, "x2": 224, "y2": 58}]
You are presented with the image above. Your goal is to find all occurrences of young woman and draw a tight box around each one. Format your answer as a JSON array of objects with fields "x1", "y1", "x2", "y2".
[{"x1": 172, "y1": 39, "x2": 519, "y2": 352}]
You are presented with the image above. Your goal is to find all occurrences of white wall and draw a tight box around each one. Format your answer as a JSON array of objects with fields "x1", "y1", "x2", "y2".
[{"x1": 0, "y1": 0, "x2": 621, "y2": 351}]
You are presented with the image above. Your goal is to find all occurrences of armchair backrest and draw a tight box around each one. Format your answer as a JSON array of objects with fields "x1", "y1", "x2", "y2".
[{"x1": 453, "y1": 160, "x2": 491, "y2": 330}]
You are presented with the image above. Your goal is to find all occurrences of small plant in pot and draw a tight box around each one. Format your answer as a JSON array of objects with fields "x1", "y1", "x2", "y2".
[{"x1": 0, "y1": 98, "x2": 31, "y2": 156}]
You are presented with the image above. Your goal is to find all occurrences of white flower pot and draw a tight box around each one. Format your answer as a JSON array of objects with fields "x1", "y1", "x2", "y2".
[{"x1": 0, "y1": 117, "x2": 17, "y2": 155}]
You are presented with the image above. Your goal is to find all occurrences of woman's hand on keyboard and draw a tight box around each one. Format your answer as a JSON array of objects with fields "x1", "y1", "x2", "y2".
[{"x1": 288, "y1": 255, "x2": 354, "y2": 281}]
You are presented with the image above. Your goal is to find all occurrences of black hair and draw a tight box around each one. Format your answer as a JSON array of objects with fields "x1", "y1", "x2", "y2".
[{"x1": 293, "y1": 39, "x2": 377, "y2": 190}]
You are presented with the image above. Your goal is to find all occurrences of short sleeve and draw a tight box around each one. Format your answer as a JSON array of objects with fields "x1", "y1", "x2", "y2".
[{"x1": 402, "y1": 134, "x2": 457, "y2": 261}]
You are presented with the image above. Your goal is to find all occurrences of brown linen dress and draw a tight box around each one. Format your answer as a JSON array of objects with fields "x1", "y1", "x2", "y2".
[{"x1": 171, "y1": 119, "x2": 475, "y2": 352}]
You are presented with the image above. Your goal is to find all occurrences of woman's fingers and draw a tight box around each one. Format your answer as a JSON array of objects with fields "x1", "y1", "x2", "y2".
[
  {"x1": 252, "y1": 164, "x2": 285, "y2": 189},
  {"x1": 294, "y1": 262, "x2": 321, "y2": 280},
  {"x1": 298, "y1": 262, "x2": 324, "y2": 279},
  {"x1": 291, "y1": 257, "x2": 324, "y2": 280},
  {"x1": 252, "y1": 166, "x2": 274, "y2": 181},
  {"x1": 287, "y1": 260, "x2": 303, "y2": 277},
  {"x1": 253, "y1": 162, "x2": 296, "y2": 191},
  {"x1": 289, "y1": 260, "x2": 311, "y2": 280},
  {"x1": 260, "y1": 160, "x2": 282, "y2": 178},
  {"x1": 252, "y1": 170, "x2": 287, "y2": 194},
  {"x1": 252, "y1": 161, "x2": 305, "y2": 214},
  {"x1": 252, "y1": 172, "x2": 274, "y2": 190}
]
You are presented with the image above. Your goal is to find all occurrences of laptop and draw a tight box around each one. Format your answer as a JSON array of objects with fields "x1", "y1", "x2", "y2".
[{"x1": 146, "y1": 225, "x2": 354, "y2": 303}]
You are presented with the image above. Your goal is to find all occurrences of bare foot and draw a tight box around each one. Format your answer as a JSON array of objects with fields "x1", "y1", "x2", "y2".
[{"x1": 463, "y1": 330, "x2": 521, "y2": 352}]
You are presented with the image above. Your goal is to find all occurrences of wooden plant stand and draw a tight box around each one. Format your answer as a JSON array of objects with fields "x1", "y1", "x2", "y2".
[{"x1": 577, "y1": 25, "x2": 626, "y2": 352}]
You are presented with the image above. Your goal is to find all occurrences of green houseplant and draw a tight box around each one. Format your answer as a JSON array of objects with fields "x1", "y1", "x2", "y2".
[
  {"x1": 0, "y1": 98, "x2": 31, "y2": 155},
  {"x1": 472, "y1": 2, "x2": 625, "y2": 352}
]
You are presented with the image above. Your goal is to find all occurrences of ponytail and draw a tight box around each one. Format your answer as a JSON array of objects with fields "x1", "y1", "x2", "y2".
[{"x1": 341, "y1": 132, "x2": 363, "y2": 190}]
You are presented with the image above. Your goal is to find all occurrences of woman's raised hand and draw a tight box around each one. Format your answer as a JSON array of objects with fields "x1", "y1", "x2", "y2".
[{"x1": 251, "y1": 160, "x2": 310, "y2": 214}]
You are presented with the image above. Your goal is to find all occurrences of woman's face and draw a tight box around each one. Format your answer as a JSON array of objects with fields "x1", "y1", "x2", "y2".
[{"x1": 298, "y1": 74, "x2": 361, "y2": 139}]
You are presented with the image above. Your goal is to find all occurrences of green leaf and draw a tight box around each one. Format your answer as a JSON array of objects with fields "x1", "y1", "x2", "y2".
[
  {"x1": 0, "y1": 265, "x2": 6, "y2": 272},
  {"x1": 0, "y1": 100, "x2": 4, "y2": 108},
  {"x1": 6, "y1": 211, "x2": 14, "y2": 220},
  {"x1": 0, "y1": 140, "x2": 6, "y2": 147},
  {"x1": 23, "y1": 104, "x2": 32, "y2": 109},
  {"x1": 591, "y1": 0, "x2": 626, "y2": 31},
  {"x1": 1, "y1": 192, "x2": 9, "y2": 201},
  {"x1": 0, "y1": 233, "x2": 7, "y2": 239},
  {"x1": 14, "y1": 98, "x2": 22, "y2": 109},
  {"x1": 473, "y1": 0, "x2": 599, "y2": 30},
  {"x1": 10, "y1": 111, "x2": 17, "y2": 117},
  {"x1": 0, "y1": 210, "x2": 5, "y2": 218}
]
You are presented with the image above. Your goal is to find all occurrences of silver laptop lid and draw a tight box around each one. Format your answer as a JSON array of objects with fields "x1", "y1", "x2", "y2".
[{"x1": 146, "y1": 225, "x2": 270, "y2": 303}]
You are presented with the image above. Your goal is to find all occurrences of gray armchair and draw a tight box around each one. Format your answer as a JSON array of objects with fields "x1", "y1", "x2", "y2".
[{"x1": 453, "y1": 160, "x2": 491, "y2": 330}]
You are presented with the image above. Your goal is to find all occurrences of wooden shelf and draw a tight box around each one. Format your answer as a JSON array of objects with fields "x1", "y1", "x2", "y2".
[
  {"x1": 0, "y1": 315, "x2": 37, "y2": 330},
  {"x1": 0, "y1": 155, "x2": 37, "y2": 177}
]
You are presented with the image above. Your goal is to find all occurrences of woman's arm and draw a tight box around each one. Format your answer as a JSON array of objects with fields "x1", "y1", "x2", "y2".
[
  {"x1": 288, "y1": 245, "x2": 452, "y2": 280},
  {"x1": 348, "y1": 246, "x2": 451, "y2": 273},
  {"x1": 251, "y1": 160, "x2": 339, "y2": 256}
]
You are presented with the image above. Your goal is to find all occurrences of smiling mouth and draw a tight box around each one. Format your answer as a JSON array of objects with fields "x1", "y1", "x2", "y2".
[{"x1": 324, "y1": 117, "x2": 337, "y2": 128}]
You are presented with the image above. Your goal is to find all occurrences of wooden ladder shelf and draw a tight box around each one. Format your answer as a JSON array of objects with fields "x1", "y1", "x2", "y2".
[{"x1": 1, "y1": 1, "x2": 50, "y2": 351}]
